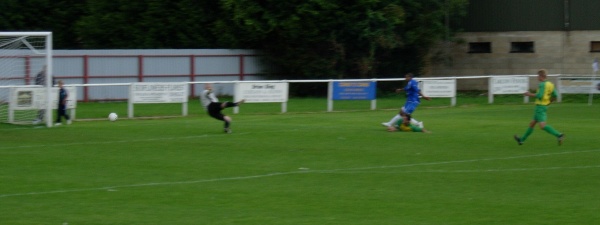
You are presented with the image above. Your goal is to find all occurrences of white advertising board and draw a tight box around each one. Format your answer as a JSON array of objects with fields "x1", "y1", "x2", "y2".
[
  {"x1": 490, "y1": 76, "x2": 529, "y2": 94},
  {"x1": 130, "y1": 82, "x2": 188, "y2": 103},
  {"x1": 10, "y1": 87, "x2": 77, "y2": 110},
  {"x1": 421, "y1": 79, "x2": 456, "y2": 98},
  {"x1": 235, "y1": 82, "x2": 289, "y2": 102},
  {"x1": 559, "y1": 77, "x2": 600, "y2": 94}
]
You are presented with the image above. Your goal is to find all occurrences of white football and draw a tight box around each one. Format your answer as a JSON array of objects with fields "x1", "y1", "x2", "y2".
[{"x1": 108, "y1": 112, "x2": 118, "y2": 121}]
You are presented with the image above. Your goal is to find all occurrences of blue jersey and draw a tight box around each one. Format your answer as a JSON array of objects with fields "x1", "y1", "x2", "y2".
[
  {"x1": 404, "y1": 79, "x2": 421, "y2": 102},
  {"x1": 58, "y1": 88, "x2": 68, "y2": 106}
]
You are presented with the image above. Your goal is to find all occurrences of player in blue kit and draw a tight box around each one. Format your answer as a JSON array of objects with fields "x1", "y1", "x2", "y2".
[
  {"x1": 54, "y1": 80, "x2": 71, "y2": 125},
  {"x1": 382, "y1": 73, "x2": 430, "y2": 128}
]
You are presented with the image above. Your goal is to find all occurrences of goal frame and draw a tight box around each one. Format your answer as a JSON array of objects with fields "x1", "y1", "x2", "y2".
[{"x1": 0, "y1": 32, "x2": 53, "y2": 127}]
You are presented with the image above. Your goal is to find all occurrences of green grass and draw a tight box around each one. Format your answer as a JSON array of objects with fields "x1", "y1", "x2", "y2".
[{"x1": 1, "y1": 96, "x2": 600, "y2": 225}]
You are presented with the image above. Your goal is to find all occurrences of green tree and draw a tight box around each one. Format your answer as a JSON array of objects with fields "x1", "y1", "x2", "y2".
[
  {"x1": 1, "y1": 0, "x2": 468, "y2": 79},
  {"x1": 221, "y1": 0, "x2": 468, "y2": 79},
  {"x1": 74, "y1": 0, "x2": 223, "y2": 48},
  {"x1": 0, "y1": 0, "x2": 86, "y2": 48}
]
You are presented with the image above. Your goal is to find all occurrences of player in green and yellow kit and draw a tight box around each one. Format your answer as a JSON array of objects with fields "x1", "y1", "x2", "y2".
[
  {"x1": 387, "y1": 114, "x2": 430, "y2": 133},
  {"x1": 514, "y1": 69, "x2": 564, "y2": 145}
]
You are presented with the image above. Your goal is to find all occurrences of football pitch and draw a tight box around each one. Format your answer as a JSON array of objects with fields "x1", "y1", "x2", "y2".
[{"x1": 1, "y1": 100, "x2": 599, "y2": 225}]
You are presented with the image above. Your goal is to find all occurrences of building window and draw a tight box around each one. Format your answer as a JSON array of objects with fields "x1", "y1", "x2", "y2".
[
  {"x1": 591, "y1": 41, "x2": 600, "y2": 52},
  {"x1": 510, "y1": 42, "x2": 534, "y2": 53},
  {"x1": 468, "y1": 42, "x2": 491, "y2": 53}
]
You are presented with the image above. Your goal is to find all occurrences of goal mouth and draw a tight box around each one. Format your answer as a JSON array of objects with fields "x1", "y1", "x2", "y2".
[{"x1": 0, "y1": 32, "x2": 53, "y2": 126}]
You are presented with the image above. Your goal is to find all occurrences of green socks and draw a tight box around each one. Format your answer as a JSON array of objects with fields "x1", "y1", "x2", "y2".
[
  {"x1": 520, "y1": 125, "x2": 561, "y2": 142},
  {"x1": 543, "y1": 125, "x2": 561, "y2": 137},
  {"x1": 521, "y1": 127, "x2": 534, "y2": 142}
]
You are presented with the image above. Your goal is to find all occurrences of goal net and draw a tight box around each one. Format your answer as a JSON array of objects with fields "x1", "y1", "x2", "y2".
[{"x1": 0, "y1": 32, "x2": 53, "y2": 126}]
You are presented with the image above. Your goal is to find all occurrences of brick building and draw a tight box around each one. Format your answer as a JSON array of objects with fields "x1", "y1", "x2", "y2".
[{"x1": 428, "y1": 0, "x2": 600, "y2": 77}]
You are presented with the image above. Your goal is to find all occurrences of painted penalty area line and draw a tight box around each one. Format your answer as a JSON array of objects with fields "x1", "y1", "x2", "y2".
[{"x1": 1, "y1": 149, "x2": 599, "y2": 198}]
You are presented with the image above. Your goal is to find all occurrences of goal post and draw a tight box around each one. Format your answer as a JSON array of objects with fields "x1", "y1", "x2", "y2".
[{"x1": 0, "y1": 32, "x2": 53, "y2": 127}]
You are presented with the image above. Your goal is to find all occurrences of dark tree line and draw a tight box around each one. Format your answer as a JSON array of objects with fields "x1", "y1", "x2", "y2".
[{"x1": 0, "y1": 0, "x2": 468, "y2": 79}]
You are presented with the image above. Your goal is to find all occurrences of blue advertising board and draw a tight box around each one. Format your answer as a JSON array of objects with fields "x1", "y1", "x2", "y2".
[{"x1": 332, "y1": 81, "x2": 376, "y2": 100}]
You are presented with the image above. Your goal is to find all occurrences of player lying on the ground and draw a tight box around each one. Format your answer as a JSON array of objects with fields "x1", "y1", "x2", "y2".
[
  {"x1": 386, "y1": 114, "x2": 430, "y2": 133},
  {"x1": 382, "y1": 107, "x2": 424, "y2": 128}
]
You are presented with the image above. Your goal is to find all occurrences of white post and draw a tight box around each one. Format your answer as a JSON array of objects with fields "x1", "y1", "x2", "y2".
[
  {"x1": 590, "y1": 59, "x2": 599, "y2": 105},
  {"x1": 183, "y1": 84, "x2": 189, "y2": 116},
  {"x1": 70, "y1": 109, "x2": 76, "y2": 120},
  {"x1": 234, "y1": 82, "x2": 240, "y2": 114},
  {"x1": 282, "y1": 80, "x2": 288, "y2": 113},
  {"x1": 45, "y1": 32, "x2": 53, "y2": 127},
  {"x1": 452, "y1": 78, "x2": 457, "y2": 106},
  {"x1": 8, "y1": 88, "x2": 14, "y2": 123},
  {"x1": 488, "y1": 76, "x2": 494, "y2": 104},
  {"x1": 128, "y1": 84, "x2": 134, "y2": 118},
  {"x1": 524, "y1": 75, "x2": 529, "y2": 103}
]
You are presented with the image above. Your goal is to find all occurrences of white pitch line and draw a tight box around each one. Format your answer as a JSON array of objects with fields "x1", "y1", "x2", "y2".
[
  {"x1": 0, "y1": 171, "x2": 308, "y2": 198},
  {"x1": 314, "y1": 149, "x2": 600, "y2": 172},
  {"x1": 316, "y1": 165, "x2": 600, "y2": 174},
  {"x1": 1, "y1": 149, "x2": 599, "y2": 198}
]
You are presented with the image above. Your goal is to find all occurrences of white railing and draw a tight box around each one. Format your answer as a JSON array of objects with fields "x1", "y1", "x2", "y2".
[
  {"x1": 75, "y1": 74, "x2": 587, "y2": 116},
  {"x1": 6, "y1": 74, "x2": 598, "y2": 124}
]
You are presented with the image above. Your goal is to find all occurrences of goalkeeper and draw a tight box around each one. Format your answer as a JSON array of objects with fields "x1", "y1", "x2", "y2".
[
  {"x1": 200, "y1": 83, "x2": 245, "y2": 133},
  {"x1": 33, "y1": 65, "x2": 47, "y2": 124}
]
